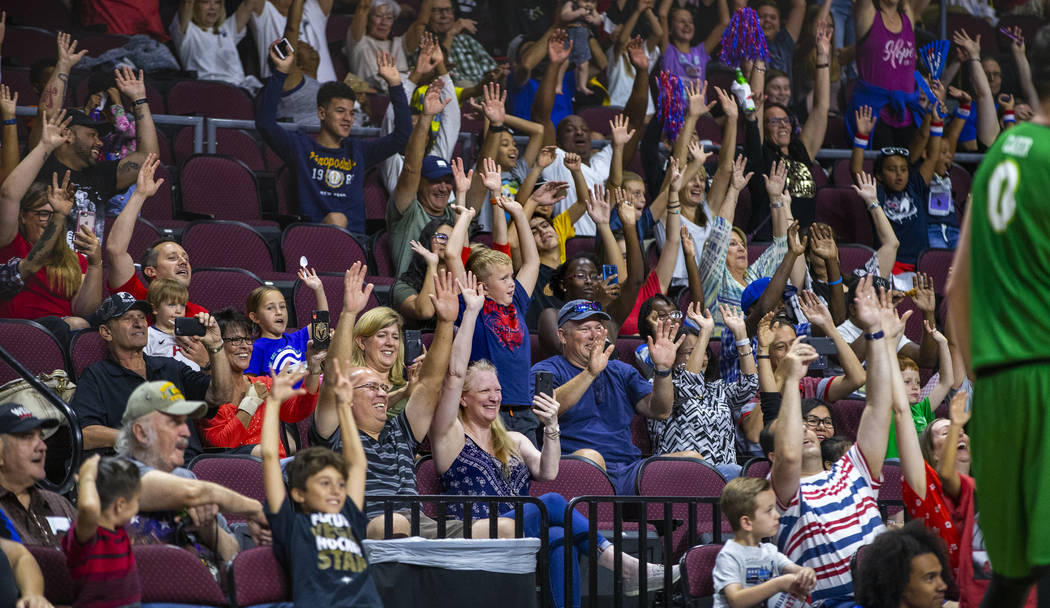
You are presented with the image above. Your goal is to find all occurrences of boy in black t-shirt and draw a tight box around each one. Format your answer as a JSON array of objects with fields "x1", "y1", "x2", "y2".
[{"x1": 261, "y1": 361, "x2": 381, "y2": 608}]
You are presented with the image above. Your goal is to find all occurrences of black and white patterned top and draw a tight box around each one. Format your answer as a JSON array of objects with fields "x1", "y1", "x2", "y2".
[{"x1": 647, "y1": 370, "x2": 759, "y2": 465}]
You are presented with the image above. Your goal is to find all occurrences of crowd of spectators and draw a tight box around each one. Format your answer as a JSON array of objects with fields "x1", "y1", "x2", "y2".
[{"x1": 0, "y1": 0, "x2": 1048, "y2": 605}]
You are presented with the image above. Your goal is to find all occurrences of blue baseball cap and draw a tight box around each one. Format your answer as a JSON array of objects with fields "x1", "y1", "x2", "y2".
[
  {"x1": 740, "y1": 277, "x2": 771, "y2": 314},
  {"x1": 421, "y1": 156, "x2": 453, "y2": 181},
  {"x1": 557, "y1": 299, "x2": 611, "y2": 327}
]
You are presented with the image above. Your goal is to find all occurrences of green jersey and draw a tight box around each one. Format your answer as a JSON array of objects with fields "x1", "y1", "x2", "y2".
[{"x1": 969, "y1": 122, "x2": 1050, "y2": 372}]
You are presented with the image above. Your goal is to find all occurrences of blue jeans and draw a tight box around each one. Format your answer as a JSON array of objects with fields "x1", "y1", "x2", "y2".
[
  {"x1": 927, "y1": 224, "x2": 960, "y2": 249},
  {"x1": 716, "y1": 462, "x2": 743, "y2": 480},
  {"x1": 831, "y1": 0, "x2": 857, "y2": 79},
  {"x1": 506, "y1": 492, "x2": 609, "y2": 608}
]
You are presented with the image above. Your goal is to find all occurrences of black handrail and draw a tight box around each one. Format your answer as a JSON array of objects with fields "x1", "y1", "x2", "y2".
[
  {"x1": 366, "y1": 494, "x2": 551, "y2": 608},
  {"x1": 0, "y1": 345, "x2": 82, "y2": 495}
]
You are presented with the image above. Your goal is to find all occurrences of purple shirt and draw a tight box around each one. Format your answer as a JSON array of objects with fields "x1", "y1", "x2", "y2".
[
  {"x1": 857, "y1": 12, "x2": 916, "y2": 127},
  {"x1": 661, "y1": 43, "x2": 709, "y2": 87}
]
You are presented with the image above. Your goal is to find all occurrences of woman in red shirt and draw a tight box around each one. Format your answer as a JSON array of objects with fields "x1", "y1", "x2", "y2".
[
  {"x1": 201, "y1": 309, "x2": 322, "y2": 457},
  {"x1": 0, "y1": 111, "x2": 102, "y2": 327}
]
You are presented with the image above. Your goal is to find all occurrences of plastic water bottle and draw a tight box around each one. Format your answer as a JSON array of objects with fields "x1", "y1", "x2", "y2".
[{"x1": 731, "y1": 68, "x2": 756, "y2": 112}]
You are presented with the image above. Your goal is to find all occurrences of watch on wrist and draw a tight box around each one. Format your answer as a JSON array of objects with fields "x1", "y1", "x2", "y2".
[{"x1": 206, "y1": 341, "x2": 225, "y2": 354}]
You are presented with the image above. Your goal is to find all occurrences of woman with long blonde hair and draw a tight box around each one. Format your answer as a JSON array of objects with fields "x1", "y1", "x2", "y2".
[
  {"x1": 428, "y1": 274, "x2": 676, "y2": 607},
  {"x1": 350, "y1": 306, "x2": 410, "y2": 416},
  {"x1": 0, "y1": 110, "x2": 102, "y2": 329}
]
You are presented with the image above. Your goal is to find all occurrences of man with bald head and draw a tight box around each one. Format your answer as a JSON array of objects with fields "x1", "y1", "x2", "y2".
[{"x1": 310, "y1": 265, "x2": 458, "y2": 538}]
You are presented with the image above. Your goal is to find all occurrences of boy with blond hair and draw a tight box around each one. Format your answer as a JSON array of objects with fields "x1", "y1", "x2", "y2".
[
  {"x1": 713, "y1": 477, "x2": 816, "y2": 608},
  {"x1": 145, "y1": 277, "x2": 207, "y2": 370}
]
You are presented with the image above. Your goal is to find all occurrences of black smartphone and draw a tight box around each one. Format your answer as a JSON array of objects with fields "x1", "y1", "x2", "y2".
[
  {"x1": 174, "y1": 317, "x2": 207, "y2": 337},
  {"x1": 311, "y1": 310, "x2": 331, "y2": 349},
  {"x1": 403, "y1": 329, "x2": 423, "y2": 364},
  {"x1": 801, "y1": 336, "x2": 836, "y2": 371},
  {"x1": 534, "y1": 370, "x2": 554, "y2": 398},
  {"x1": 273, "y1": 37, "x2": 293, "y2": 59},
  {"x1": 602, "y1": 264, "x2": 618, "y2": 285}
]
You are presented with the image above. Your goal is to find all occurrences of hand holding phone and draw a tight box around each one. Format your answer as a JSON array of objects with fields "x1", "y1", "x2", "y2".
[
  {"x1": 534, "y1": 370, "x2": 554, "y2": 398},
  {"x1": 174, "y1": 317, "x2": 207, "y2": 337},
  {"x1": 311, "y1": 310, "x2": 331, "y2": 349},
  {"x1": 274, "y1": 37, "x2": 293, "y2": 59},
  {"x1": 602, "y1": 264, "x2": 618, "y2": 285},
  {"x1": 76, "y1": 210, "x2": 96, "y2": 235}
]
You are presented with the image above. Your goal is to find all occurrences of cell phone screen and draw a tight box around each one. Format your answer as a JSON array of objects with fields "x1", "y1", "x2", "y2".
[{"x1": 534, "y1": 371, "x2": 554, "y2": 398}]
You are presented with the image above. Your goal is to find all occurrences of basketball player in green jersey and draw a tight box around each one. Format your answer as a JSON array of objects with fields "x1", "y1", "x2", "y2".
[{"x1": 947, "y1": 24, "x2": 1050, "y2": 608}]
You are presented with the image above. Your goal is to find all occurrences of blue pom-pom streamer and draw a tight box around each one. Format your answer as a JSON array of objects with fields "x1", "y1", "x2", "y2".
[
  {"x1": 919, "y1": 40, "x2": 949, "y2": 80},
  {"x1": 657, "y1": 71, "x2": 688, "y2": 142},
  {"x1": 719, "y1": 8, "x2": 770, "y2": 68}
]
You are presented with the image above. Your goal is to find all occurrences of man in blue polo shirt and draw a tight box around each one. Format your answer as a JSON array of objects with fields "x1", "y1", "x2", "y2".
[{"x1": 530, "y1": 299, "x2": 682, "y2": 494}]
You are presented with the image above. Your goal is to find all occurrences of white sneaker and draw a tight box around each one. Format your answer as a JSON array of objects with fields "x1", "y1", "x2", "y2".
[{"x1": 623, "y1": 563, "x2": 681, "y2": 597}]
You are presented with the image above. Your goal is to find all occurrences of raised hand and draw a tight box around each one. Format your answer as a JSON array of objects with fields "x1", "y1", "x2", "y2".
[
  {"x1": 912, "y1": 272, "x2": 936, "y2": 313},
  {"x1": 924, "y1": 319, "x2": 947, "y2": 345},
  {"x1": 686, "y1": 79, "x2": 716, "y2": 117},
  {"x1": 410, "y1": 239, "x2": 441, "y2": 266},
  {"x1": 799, "y1": 290, "x2": 833, "y2": 330},
  {"x1": 452, "y1": 17, "x2": 478, "y2": 35},
  {"x1": 688, "y1": 138, "x2": 712, "y2": 165},
  {"x1": 416, "y1": 31, "x2": 441, "y2": 74},
  {"x1": 496, "y1": 196, "x2": 524, "y2": 217},
  {"x1": 548, "y1": 29, "x2": 572, "y2": 64},
  {"x1": 586, "y1": 325, "x2": 615, "y2": 376},
  {"x1": 878, "y1": 283, "x2": 912, "y2": 340},
  {"x1": 56, "y1": 31, "x2": 89, "y2": 71},
  {"x1": 597, "y1": 277, "x2": 620, "y2": 306},
  {"x1": 537, "y1": 145, "x2": 558, "y2": 168},
  {"x1": 730, "y1": 154, "x2": 753, "y2": 191},
  {"x1": 297, "y1": 267, "x2": 323, "y2": 291},
  {"x1": 781, "y1": 335, "x2": 818, "y2": 380},
  {"x1": 269, "y1": 38, "x2": 295, "y2": 74},
  {"x1": 668, "y1": 156, "x2": 685, "y2": 192},
  {"x1": 376, "y1": 50, "x2": 402, "y2": 86},
  {"x1": 786, "y1": 221, "x2": 808, "y2": 258},
  {"x1": 714, "y1": 85, "x2": 737, "y2": 121},
  {"x1": 852, "y1": 171, "x2": 878, "y2": 204},
  {"x1": 530, "y1": 181, "x2": 569, "y2": 206},
  {"x1": 342, "y1": 261, "x2": 374, "y2": 314},
  {"x1": 422, "y1": 79, "x2": 451, "y2": 116},
  {"x1": 680, "y1": 225, "x2": 696, "y2": 258},
  {"x1": 532, "y1": 392, "x2": 560, "y2": 428},
  {"x1": 687, "y1": 301, "x2": 714, "y2": 332},
  {"x1": 763, "y1": 158, "x2": 788, "y2": 198},
  {"x1": 305, "y1": 339, "x2": 328, "y2": 374},
  {"x1": 450, "y1": 203, "x2": 476, "y2": 223},
  {"x1": 586, "y1": 184, "x2": 611, "y2": 224},
  {"x1": 756, "y1": 310, "x2": 777, "y2": 349},
  {"x1": 197, "y1": 312, "x2": 223, "y2": 351},
  {"x1": 564, "y1": 152, "x2": 581, "y2": 172},
  {"x1": 40, "y1": 109, "x2": 73, "y2": 152},
  {"x1": 617, "y1": 193, "x2": 638, "y2": 225},
  {"x1": 431, "y1": 269, "x2": 460, "y2": 322},
  {"x1": 0, "y1": 84, "x2": 17, "y2": 120},
  {"x1": 852, "y1": 274, "x2": 882, "y2": 331},
  {"x1": 809, "y1": 223, "x2": 838, "y2": 262},
  {"x1": 815, "y1": 19, "x2": 832, "y2": 60},
  {"x1": 450, "y1": 157, "x2": 473, "y2": 194},
  {"x1": 948, "y1": 390, "x2": 970, "y2": 427},
  {"x1": 47, "y1": 170, "x2": 76, "y2": 218},
  {"x1": 952, "y1": 29, "x2": 981, "y2": 62},
  {"x1": 481, "y1": 156, "x2": 503, "y2": 192},
  {"x1": 474, "y1": 81, "x2": 506, "y2": 126},
  {"x1": 135, "y1": 153, "x2": 165, "y2": 198},
  {"x1": 998, "y1": 93, "x2": 1015, "y2": 112},
  {"x1": 457, "y1": 271, "x2": 487, "y2": 312},
  {"x1": 854, "y1": 105, "x2": 876, "y2": 136},
  {"x1": 1007, "y1": 25, "x2": 1026, "y2": 55},
  {"x1": 719, "y1": 303, "x2": 747, "y2": 338},
  {"x1": 648, "y1": 318, "x2": 685, "y2": 371},
  {"x1": 626, "y1": 35, "x2": 649, "y2": 71},
  {"x1": 114, "y1": 66, "x2": 147, "y2": 101},
  {"x1": 610, "y1": 114, "x2": 635, "y2": 147}
]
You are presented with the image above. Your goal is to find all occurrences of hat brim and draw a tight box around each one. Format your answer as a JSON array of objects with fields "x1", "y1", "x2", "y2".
[
  {"x1": 421, "y1": 170, "x2": 454, "y2": 181},
  {"x1": 159, "y1": 400, "x2": 208, "y2": 420},
  {"x1": 558, "y1": 310, "x2": 612, "y2": 327},
  {"x1": 4, "y1": 417, "x2": 60, "y2": 435}
]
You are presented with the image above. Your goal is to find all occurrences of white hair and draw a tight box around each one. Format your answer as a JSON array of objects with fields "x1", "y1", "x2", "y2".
[
  {"x1": 371, "y1": 0, "x2": 401, "y2": 18},
  {"x1": 115, "y1": 414, "x2": 156, "y2": 461}
]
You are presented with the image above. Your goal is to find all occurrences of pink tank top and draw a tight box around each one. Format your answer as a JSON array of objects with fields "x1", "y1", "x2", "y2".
[{"x1": 858, "y1": 11, "x2": 916, "y2": 125}]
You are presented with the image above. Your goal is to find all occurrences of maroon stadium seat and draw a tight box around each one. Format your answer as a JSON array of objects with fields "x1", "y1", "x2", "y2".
[
  {"x1": 831, "y1": 399, "x2": 864, "y2": 442},
  {"x1": 181, "y1": 221, "x2": 275, "y2": 276},
  {"x1": 188, "y1": 268, "x2": 265, "y2": 313},
  {"x1": 5, "y1": 27, "x2": 56, "y2": 67},
  {"x1": 168, "y1": 80, "x2": 255, "y2": 120},
  {"x1": 179, "y1": 155, "x2": 274, "y2": 225},
  {"x1": 6, "y1": 0, "x2": 71, "y2": 30},
  {"x1": 742, "y1": 457, "x2": 771, "y2": 478},
  {"x1": 917, "y1": 248, "x2": 954, "y2": 296},
  {"x1": 837, "y1": 243, "x2": 877, "y2": 276},
  {"x1": 680, "y1": 544, "x2": 723, "y2": 599},
  {"x1": 371, "y1": 231, "x2": 395, "y2": 278},
  {"x1": 134, "y1": 544, "x2": 227, "y2": 606},
  {"x1": 28, "y1": 546, "x2": 73, "y2": 605},
  {"x1": 69, "y1": 330, "x2": 107, "y2": 380},
  {"x1": 831, "y1": 158, "x2": 873, "y2": 187},
  {"x1": 414, "y1": 455, "x2": 443, "y2": 518},
  {"x1": 364, "y1": 170, "x2": 388, "y2": 226},
  {"x1": 578, "y1": 106, "x2": 623, "y2": 135},
  {"x1": 631, "y1": 413, "x2": 652, "y2": 457},
  {"x1": 564, "y1": 236, "x2": 595, "y2": 262},
  {"x1": 213, "y1": 129, "x2": 267, "y2": 172},
  {"x1": 281, "y1": 223, "x2": 369, "y2": 273},
  {"x1": 0, "y1": 320, "x2": 67, "y2": 385},
  {"x1": 103, "y1": 217, "x2": 162, "y2": 268},
  {"x1": 637, "y1": 456, "x2": 731, "y2": 559},
  {"x1": 188, "y1": 454, "x2": 265, "y2": 523},
  {"x1": 815, "y1": 188, "x2": 875, "y2": 247},
  {"x1": 293, "y1": 272, "x2": 381, "y2": 328},
  {"x1": 231, "y1": 547, "x2": 291, "y2": 605}
]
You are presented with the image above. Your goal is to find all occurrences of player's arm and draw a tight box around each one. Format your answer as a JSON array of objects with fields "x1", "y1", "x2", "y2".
[{"x1": 946, "y1": 204, "x2": 972, "y2": 376}]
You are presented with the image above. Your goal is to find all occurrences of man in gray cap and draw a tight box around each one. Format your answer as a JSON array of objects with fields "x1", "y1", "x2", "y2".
[
  {"x1": 116, "y1": 381, "x2": 267, "y2": 563},
  {"x1": 69, "y1": 292, "x2": 235, "y2": 459},
  {"x1": 529, "y1": 299, "x2": 682, "y2": 494},
  {"x1": 0, "y1": 403, "x2": 76, "y2": 546}
]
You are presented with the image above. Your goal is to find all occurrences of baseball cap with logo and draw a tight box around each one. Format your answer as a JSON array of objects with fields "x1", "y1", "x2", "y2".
[
  {"x1": 122, "y1": 381, "x2": 207, "y2": 425},
  {"x1": 0, "y1": 402, "x2": 60, "y2": 435},
  {"x1": 94, "y1": 292, "x2": 151, "y2": 326}
]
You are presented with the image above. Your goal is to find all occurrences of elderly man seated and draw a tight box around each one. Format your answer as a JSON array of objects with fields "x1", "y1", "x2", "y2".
[
  {"x1": 117, "y1": 381, "x2": 268, "y2": 564},
  {"x1": 70, "y1": 292, "x2": 235, "y2": 459},
  {"x1": 0, "y1": 403, "x2": 75, "y2": 546}
]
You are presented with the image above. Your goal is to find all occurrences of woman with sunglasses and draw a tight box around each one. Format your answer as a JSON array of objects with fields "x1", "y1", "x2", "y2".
[
  {"x1": 740, "y1": 20, "x2": 831, "y2": 241},
  {"x1": 200, "y1": 308, "x2": 323, "y2": 456},
  {"x1": 0, "y1": 110, "x2": 102, "y2": 331},
  {"x1": 393, "y1": 217, "x2": 455, "y2": 329}
]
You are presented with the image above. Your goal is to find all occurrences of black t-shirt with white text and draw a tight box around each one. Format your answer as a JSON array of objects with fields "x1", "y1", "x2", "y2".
[
  {"x1": 36, "y1": 156, "x2": 119, "y2": 245},
  {"x1": 267, "y1": 496, "x2": 382, "y2": 608}
]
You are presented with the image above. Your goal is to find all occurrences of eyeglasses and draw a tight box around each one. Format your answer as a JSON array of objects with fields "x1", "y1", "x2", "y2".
[
  {"x1": 880, "y1": 147, "x2": 910, "y2": 157},
  {"x1": 431, "y1": 233, "x2": 449, "y2": 243},
  {"x1": 432, "y1": 6, "x2": 454, "y2": 13},
  {"x1": 573, "y1": 272, "x2": 601, "y2": 282},
  {"x1": 567, "y1": 301, "x2": 602, "y2": 314},
  {"x1": 765, "y1": 116, "x2": 792, "y2": 126},
  {"x1": 28, "y1": 209, "x2": 54, "y2": 221},
  {"x1": 656, "y1": 310, "x2": 684, "y2": 321},
  {"x1": 354, "y1": 382, "x2": 392, "y2": 393},
  {"x1": 224, "y1": 336, "x2": 252, "y2": 346},
  {"x1": 804, "y1": 415, "x2": 835, "y2": 429}
]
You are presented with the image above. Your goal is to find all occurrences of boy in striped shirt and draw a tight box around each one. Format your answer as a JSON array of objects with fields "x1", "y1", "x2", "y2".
[
  {"x1": 768, "y1": 276, "x2": 896, "y2": 606},
  {"x1": 63, "y1": 455, "x2": 142, "y2": 608}
]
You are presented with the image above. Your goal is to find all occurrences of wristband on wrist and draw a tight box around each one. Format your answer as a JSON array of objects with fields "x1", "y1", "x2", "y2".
[
  {"x1": 867, "y1": 201, "x2": 880, "y2": 211},
  {"x1": 489, "y1": 194, "x2": 499, "y2": 206},
  {"x1": 206, "y1": 341, "x2": 224, "y2": 354},
  {"x1": 853, "y1": 133, "x2": 870, "y2": 149},
  {"x1": 1003, "y1": 110, "x2": 1016, "y2": 124},
  {"x1": 735, "y1": 338, "x2": 751, "y2": 347},
  {"x1": 930, "y1": 121, "x2": 944, "y2": 137},
  {"x1": 756, "y1": 354, "x2": 771, "y2": 360},
  {"x1": 816, "y1": 62, "x2": 830, "y2": 68},
  {"x1": 134, "y1": 98, "x2": 148, "y2": 106},
  {"x1": 956, "y1": 103, "x2": 972, "y2": 119},
  {"x1": 827, "y1": 277, "x2": 843, "y2": 286},
  {"x1": 2, "y1": 119, "x2": 15, "y2": 126},
  {"x1": 488, "y1": 124, "x2": 508, "y2": 133},
  {"x1": 770, "y1": 200, "x2": 785, "y2": 209},
  {"x1": 653, "y1": 367, "x2": 672, "y2": 377},
  {"x1": 864, "y1": 330, "x2": 885, "y2": 340}
]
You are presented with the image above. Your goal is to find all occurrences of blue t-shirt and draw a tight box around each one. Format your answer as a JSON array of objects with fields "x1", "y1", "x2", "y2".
[
  {"x1": 530, "y1": 356, "x2": 652, "y2": 466},
  {"x1": 508, "y1": 72, "x2": 575, "y2": 131},
  {"x1": 460, "y1": 280, "x2": 533, "y2": 407},
  {"x1": 256, "y1": 73, "x2": 411, "y2": 233},
  {"x1": 879, "y1": 165, "x2": 929, "y2": 265},
  {"x1": 609, "y1": 206, "x2": 656, "y2": 242},
  {"x1": 246, "y1": 326, "x2": 310, "y2": 376}
]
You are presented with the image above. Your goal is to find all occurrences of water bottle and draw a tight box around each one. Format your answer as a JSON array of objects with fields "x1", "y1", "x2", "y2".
[{"x1": 731, "y1": 68, "x2": 756, "y2": 112}]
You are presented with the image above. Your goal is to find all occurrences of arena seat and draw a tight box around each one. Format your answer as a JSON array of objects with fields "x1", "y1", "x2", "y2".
[
  {"x1": 917, "y1": 248, "x2": 954, "y2": 296},
  {"x1": 741, "y1": 457, "x2": 771, "y2": 479},
  {"x1": 831, "y1": 399, "x2": 865, "y2": 442},
  {"x1": 578, "y1": 106, "x2": 624, "y2": 136},
  {"x1": 134, "y1": 544, "x2": 228, "y2": 606},
  {"x1": 413, "y1": 455, "x2": 443, "y2": 518},
  {"x1": 28, "y1": 546, "x2": 73, "y2": 605},
  {"x1": 637, "y1": 456, "x2": 730, "y2": 559},
  {"x1": 370, "y1": 231, "x2": 395, "y2": 278},
  {"x1": 181, "y1": 221, "x2": 276, "y2": 276},
  {"x1": 188, "y1": 453, "x2": 266, "y2": 523},
  {"x1": 4, "y1": 27, "x2": 56, "y2": 67},
  {"x1": 837, "y1": 243, "x2": 877, "y2": 276},
  {"x1": 168, "y1": 80, "x2": 255, "y2": 120},
  {"x1": 614, "y1": 336, "x2": 644, "y2": 368},
  {"x1": 281, "y1": 223, "x2": 369, "y2": 274},
  {"x1": 564, "y1": 236, "x2": 596, "y2": 262},
  {"x1": 0, "y1": 320, "x2": 68, "y2": 385},
  {"x1": 230, "y1": 546, "x2": 291, "y2": 606},
  {"x1": 179, "y1": 155, "x2": 277, "y2": 226},
  {"x1": 102, "y1": 217, "x2": 162, "y2": 267},
  {"x1": 679, "y1": 543, "x2": 723, "y2": 600},
  {"x1": 831, "y1": 158, "x2": 873, "y2": 187},
  {"x1": 188, "y1": 268, "x2": 265, "y2": 314},
  {"x1": 815, "y1": 187, "x2": 875, "y2": 247},
  {"x1": 530, "y1": 455, "x2": 615, "y2": 511},
  {"x1": 6, "y1": 0, "x2": 71, "y2": 30},
  {"x1": 140, "y1": 164, "x2": 181, "y2": 225},
  {"x1": 630, "y1": 414, "x2": 651, "y2": 458},
  {"x1": 880, "y1": 459, "x2": 904, "y2": 518},
  {"x1": 293, "y1": 271, "x2": 381, "y2": 328}
]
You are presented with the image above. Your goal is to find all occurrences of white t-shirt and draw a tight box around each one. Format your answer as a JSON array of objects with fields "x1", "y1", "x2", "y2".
[
  {"x1": 251, "y1": 0, "x2": 336, "y2": 83},
  {"x1": 654, "y1": 204, "x2": 713, "y2": 287},
  {"x1": 540, "y1": 145, "x2": 614, "y2": 236},
  {"x1": 171, "y1": 15, "x2": 261, "y2": 94},
  {"x1": 144, "y1": 326, "x2": 202, "y2": 371},
  {"x1": 379, "y1": 74, "x2": 462, "y2": 194},
  {"x1": 605, "y1": 44, "x2": 659, "y2": 113},
  {"x1": 347, "y1": 34, "x2": 410, "y2": 92}
]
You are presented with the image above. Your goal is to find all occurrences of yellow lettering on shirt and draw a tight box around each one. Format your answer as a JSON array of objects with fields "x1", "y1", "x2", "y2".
[{"x1": 309, "y1": 151, "x2": 356, "y2": 172}]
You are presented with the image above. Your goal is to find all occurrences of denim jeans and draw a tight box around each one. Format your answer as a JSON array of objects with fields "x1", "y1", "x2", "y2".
[{"x1": 927, "y1": 224, "x2": 960, "y2": 249}]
